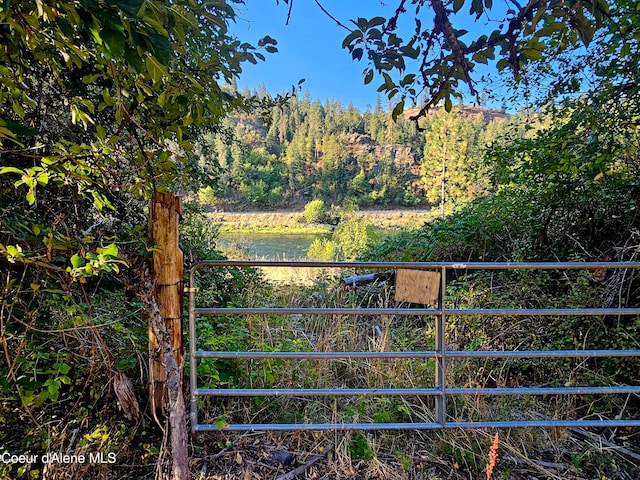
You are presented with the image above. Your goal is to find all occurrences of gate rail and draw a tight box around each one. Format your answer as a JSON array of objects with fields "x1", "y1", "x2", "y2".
[{"x1": 188, "y1": 261, "x2": 640, "y2": 432}]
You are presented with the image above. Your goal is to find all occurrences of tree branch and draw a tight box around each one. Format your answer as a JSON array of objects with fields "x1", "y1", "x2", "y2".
[{"x1": 314, "y1": 0, "x2": 353, "y2": 31}]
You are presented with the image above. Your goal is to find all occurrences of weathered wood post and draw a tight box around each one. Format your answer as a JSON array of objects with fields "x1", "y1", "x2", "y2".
[{"x1": 148, "y1": 191, "x2": 184, "y2": 414}]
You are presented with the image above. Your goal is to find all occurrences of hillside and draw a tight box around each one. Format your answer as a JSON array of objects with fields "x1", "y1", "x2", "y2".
[
  {"x1": 201, "y1": 95, "x2": 519, "y2": 211},
  {"x1": 403, "y1": 104, "x2": 511, "y2": 123}
]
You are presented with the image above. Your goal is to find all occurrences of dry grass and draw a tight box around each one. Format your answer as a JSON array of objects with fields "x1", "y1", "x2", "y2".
[
  {"x1": 189, "y1": 427, "x2": 640, "y2": 479},
  {"x1": 191, "y1": 268, "x2": 640, "y2": 479},
  {"x1": 209, "y1": 209, "x2": 434, "y2": 234}
]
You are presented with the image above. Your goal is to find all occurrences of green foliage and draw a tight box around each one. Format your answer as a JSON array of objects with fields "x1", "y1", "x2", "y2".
[
  {"x1": 199, "y1": 93, "x2": 507, "y2": 209},
  {"x1": 421, "y1": 109, "x2": 489, "y2": 211},
  {"x1": 307, "y1": 237, "x2": 341, "y2": 261},
  {"x1": 342, "y1": 0, "x2": 611, "y2": 117},
  {"x1": 348, "y1": 434, "x2": 376, "y2": 460},
  {"x1": 0, "y1": 0, "x2": 284, "y2": 473},
  {"x1": 180, "y1": 200, "x2": 221, "y2": 266},
  {"x1": 197, "y1": 186, "x2": 218, "y2": 205},
  {"x1": 303, "y1": 199, "x2": 327, "y2": 224},
  {"x1": 365, "y1": 88, "x2": 640, "y2": 264},
  {"x1": 307, "y1": 217, "x2": 381, "y2": 261},
  {"x1": 333, "y1": 218, "x2": 381, "y2": 260}
]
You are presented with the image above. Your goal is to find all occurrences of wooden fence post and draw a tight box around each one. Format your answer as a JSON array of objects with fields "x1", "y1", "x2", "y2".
[{"x1": 148, "y1": 191, "x2": 184, "y2": 414}]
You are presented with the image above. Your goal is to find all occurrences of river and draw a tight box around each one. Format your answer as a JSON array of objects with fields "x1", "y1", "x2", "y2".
[{"x1": 216, "y1": 232, "x2": 326, "y2": 260}]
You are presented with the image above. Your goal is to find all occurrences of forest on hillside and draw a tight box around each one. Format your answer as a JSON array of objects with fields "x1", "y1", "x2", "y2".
[{"x1": 197, "y1": 93, "x2": 518, "y2": 211}]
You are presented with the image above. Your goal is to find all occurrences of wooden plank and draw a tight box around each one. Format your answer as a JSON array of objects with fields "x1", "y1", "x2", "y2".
[{"x1": 395, "y1": 269, "x2": 441, "y2": 306}]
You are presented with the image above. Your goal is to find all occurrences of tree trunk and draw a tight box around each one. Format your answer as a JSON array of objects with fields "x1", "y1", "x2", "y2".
[{"x1": 141, "y1": 279, "x2": 189, "y2": 480}]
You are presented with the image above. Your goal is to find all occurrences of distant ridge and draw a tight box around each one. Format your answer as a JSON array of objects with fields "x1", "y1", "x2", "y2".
[{"x1": 403, "y1": 104, "x2": 511, "y2": 124}]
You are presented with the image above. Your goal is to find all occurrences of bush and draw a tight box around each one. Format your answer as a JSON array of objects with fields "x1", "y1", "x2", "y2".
[
  {"x1": 334, "y1": 218, "x2": 381, "y2": 260},
  {"x1": 307, "y1": 237, "x2": 342, "y2": 261},
  {"x1": 307, "y1": 218, "x2": 381, "y2": 261},
  {"x1": 197, "y1": 185, "x2": 217, "y2": 205},
  {"x1": 303, "y1": 199, "x2": 327, "y2": 223}
]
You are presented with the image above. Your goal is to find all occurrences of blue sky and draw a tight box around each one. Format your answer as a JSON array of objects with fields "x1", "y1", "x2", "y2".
[{"x1": 231, "y1": 1, "x2": 507, "y2": 112}]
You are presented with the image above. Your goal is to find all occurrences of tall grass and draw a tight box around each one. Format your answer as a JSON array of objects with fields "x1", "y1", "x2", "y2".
[{"x1": 191, "y1": 265, "x2": 640, "y2": 479}]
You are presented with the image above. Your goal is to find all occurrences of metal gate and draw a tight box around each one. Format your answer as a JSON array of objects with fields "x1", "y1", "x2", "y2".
[{"x1": 188, "y1": 260, "x2": 640, "y2": 432}]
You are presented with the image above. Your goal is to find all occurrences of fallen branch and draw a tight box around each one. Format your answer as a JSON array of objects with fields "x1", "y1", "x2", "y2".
[
  {"x1": 274, "y1": 445, "x2": 333, "y2": 480},
  {"x1": 502, "y1": 455, "x2": 569, "y2": 471},
  {"x1": 570, "y1": 428, "x2": 640, "y2": 463},
  {"x1": 196, "y1": 459, "x2": 207, "y2": 480}
]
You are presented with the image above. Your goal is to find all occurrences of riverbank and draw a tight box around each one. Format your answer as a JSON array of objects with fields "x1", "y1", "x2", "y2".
[{"x1": 208, "y1": 209, "x2": 434, "y2": 234}]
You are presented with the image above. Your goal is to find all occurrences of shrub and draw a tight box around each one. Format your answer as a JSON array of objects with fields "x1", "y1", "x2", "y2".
[
  {"x1": 333, "y1": 218, "x2": 381, "y2": 260},
  {"x1": 197, "y1": 185, "x2": 217, "y2": 205},
  {"x1": 303, "y1": 199, "x2": 327, "y2": 223},
  {"x1": 307, "y1": 237, "x2": 341, "y2": 261},
  {"x1": 307, "y1": 218, "x2": 381, "y2": 261}
]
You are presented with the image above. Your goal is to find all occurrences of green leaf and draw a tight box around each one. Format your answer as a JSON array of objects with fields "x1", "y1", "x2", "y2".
[
  {"x1": 0, "y1": 166, "x2": 23, "y2": 175},
  {"x1": 102, "y1": 28, "x2": 126, "y2": 58},
  {"x1": 91, "y1": 191, "x2": 114, "y2": 210},
  {"x1": 391, "y1": 98, "x2": 405, "y2": 121},
  {"x1": 342, "y1": 30, "x2": 362, "y2": 49},
  {"x1": 400, "y1": 73, "x2": 416, "y2": 87},
  {"x1": 70, "y1": 254, "x2": 85, "y2": 268},
  {"x1": 444, "y1": 96, "x2": 452, "y2": 112},
  {"x1": 145, "y1": 55, "x2": 167, "y2": 83},
  {"x1": 257, "y1": 35, "x2": 277, "y2": 46},
  {"x1": 573, "y1": 12, "x2": 595, "y2": 46},
  {"x1": 105, "y1": 0, "x2": 143, "y2": 18},
  {"x1": 46, "y1": 379, "x2": 61, "y2": 402},
  {"x1": 124, "y1": 45, "x2": 144, "y2": 73},
  {"x1": 97, "y1": 243, "x2": 118, "y2": 257},
  {"x1": 453, "y1": 0, "x2": 465, "y2": 13},
  {"x1": 368, "y1": 16, "x2": 385, "y2": 28},
  {"x1": 96, "y1": 125, "x2": 106, "y2": 140},
  {"x1": 214, "y1": 416, "x2": 229, "y2": 430},
  {"x1": 58, "y1": 363, "x2": 71, "y2": 375},
  {"x1": 537, "y1": 22, "x2": 565, "y2": 38},
  {"x1": 496, "y1": 58, "x2": 510, "y2": 71},
  {"x1": 26, "y1": 189, "x2": 35, "y2": 205},
  {"x1": 0, "y1": 118, "x2": 38, "y2": 136},
  {"x1": 364, "y1": 69, "x2": 374, "y2": 85},
  {"x1": 383, "y1": 72, "x2": 394, "y2": 89},
  {"x1": 82, "y1": 73, "x2": 101, "y2": 84},
  {"x1": 472, "y1": 51, "x2": 488, "y2": 64},
  {"x1": 12, "y1": 101, "x2": 25, "y2": 118},
  {"x1": 470, "y1": 0, "x2": 483, "y2": 17},
  {"x1": 36, "y1": 172, "x2": 48, "y2": 186},
  {"x1": 521, "y1": 47, "x2": 543, "y2": 60},
  {"x1": 147, "y1": 32, "x2": 172, "y2": 64}
]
